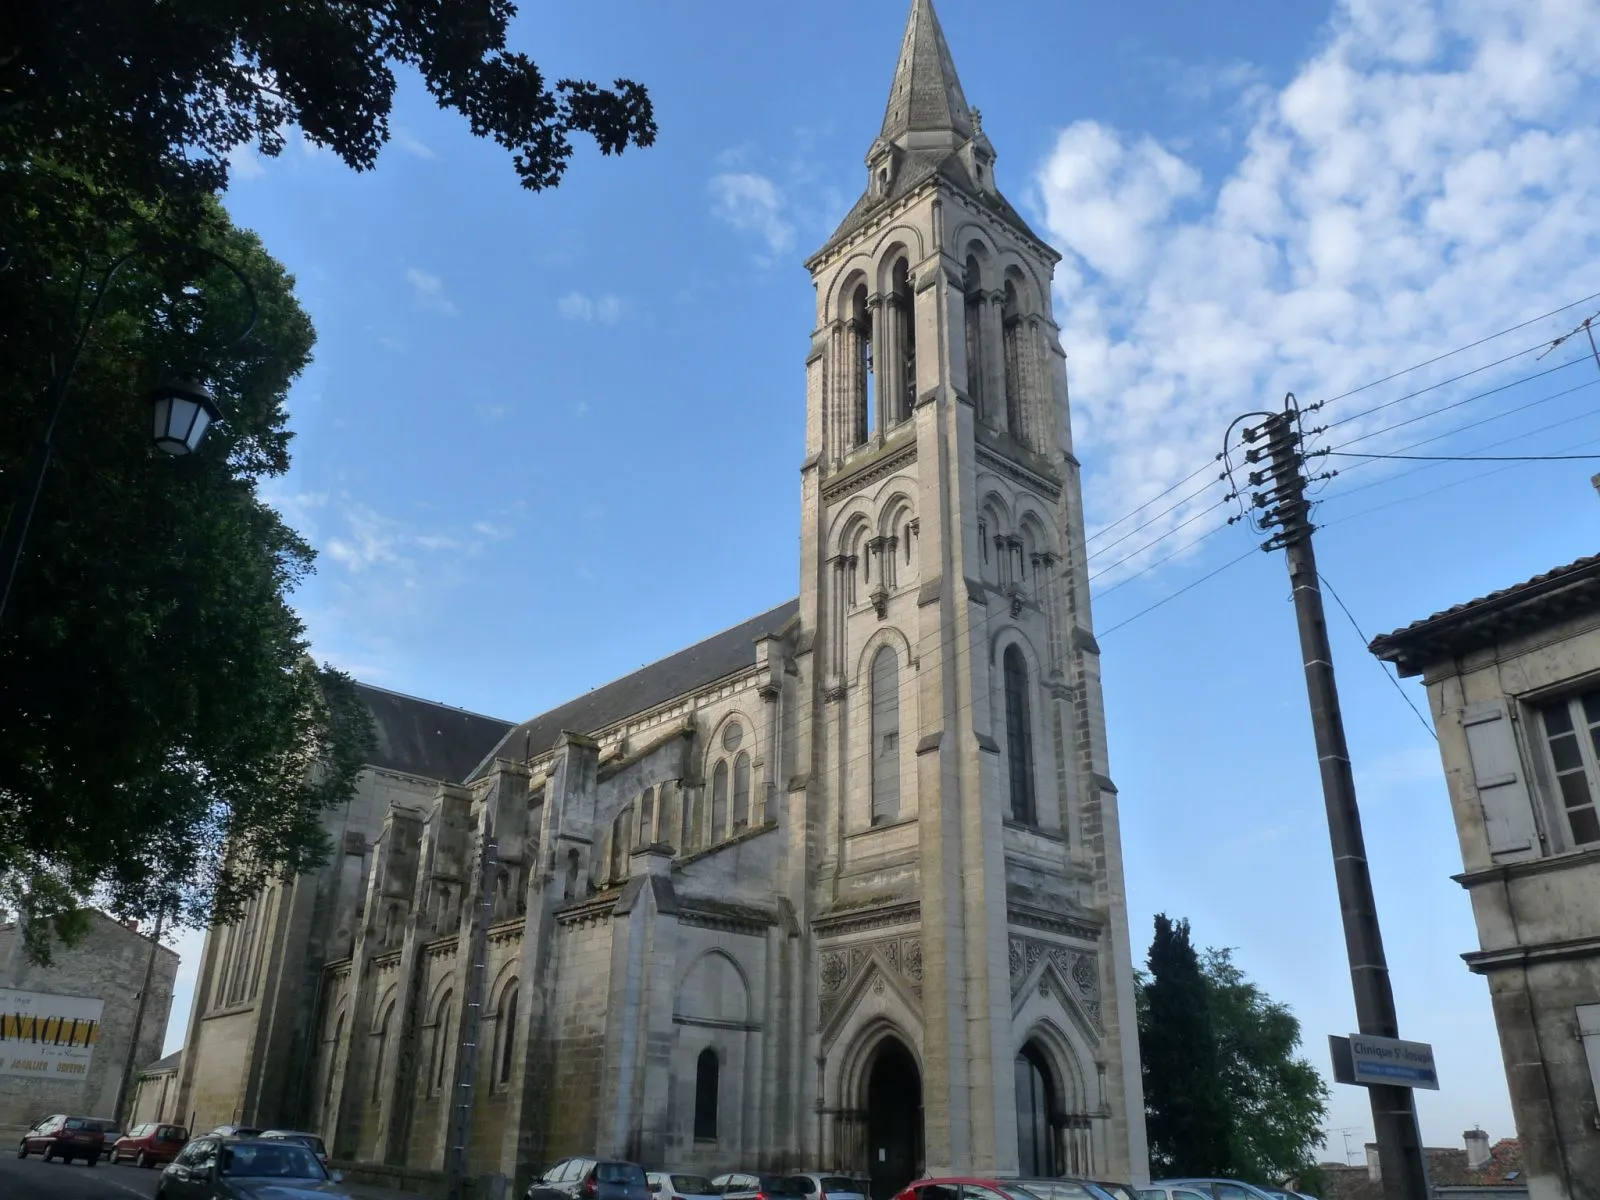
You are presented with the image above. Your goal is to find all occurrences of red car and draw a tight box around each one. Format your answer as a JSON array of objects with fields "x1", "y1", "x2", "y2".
[
  {"x1": 894, "y1": 1179, "x2": 1042, "y2": 1200},
  {"x1": 110, "y1": 1122, "x2": 189, "y2": 1167},
  {"x1": 16, "y1": 1114, "x2": 106, "y2": 1165}
]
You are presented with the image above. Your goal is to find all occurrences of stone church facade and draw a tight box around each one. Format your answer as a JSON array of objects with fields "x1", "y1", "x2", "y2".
[{"x1": 169, "y1": 1, "x2": 1150, "y2": 1191}]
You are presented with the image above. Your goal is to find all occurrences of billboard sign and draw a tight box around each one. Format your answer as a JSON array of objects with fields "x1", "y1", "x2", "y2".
[{"x1": 0, "y1": 987, "x2": 105, "y2": 1080}]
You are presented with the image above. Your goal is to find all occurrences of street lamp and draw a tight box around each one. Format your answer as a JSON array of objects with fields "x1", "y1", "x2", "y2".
[
  {"x1": 149, "y1": 377, "x2": 223, "y2": 457},
  {"x1": 0, "y1": 244, "x2": 258, "y2": 622}
]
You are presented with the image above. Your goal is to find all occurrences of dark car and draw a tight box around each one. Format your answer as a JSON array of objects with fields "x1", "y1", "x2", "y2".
[
  {"x1": 156, "y1": 1135, "x2": 349, "y2": 1198},
  {"x1": 112, "y1": 1122, "x2": 190, "y2": 1167},
  {"x1": 16, "y1": 1114, "x2": 106, "y2": 1165},
  {"x1": 893, "y1": 1177, "x2": 1042, "y2": 1200},
  {"x1": 208, "y1": 1125, "x2": 264, "y2": 1138},
  {"x1": 713, "y1": 1173, "x2": 808, "y2": 1200},
  {"x1": 527, "y1": 1158, "x2": 652, "y2": 1200},
  {"x1": 259, "y1": 1130, "x2": 330, "y2": 1168}
]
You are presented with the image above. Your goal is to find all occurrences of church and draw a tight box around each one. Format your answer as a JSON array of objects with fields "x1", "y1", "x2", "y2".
[{"x1": 164, "y1": 1, "x2": 1150, "y2": 1192}]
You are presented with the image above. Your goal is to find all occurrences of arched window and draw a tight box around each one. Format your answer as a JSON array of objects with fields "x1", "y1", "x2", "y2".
[
  {"x1": 1002, "y1": 279, "x2": 1023, "y2": 440},
  {"x1": 431, "y1": 990, "x2": 453, "y2": 1095},
  {"x1": 321, "y1": 1010, "x2": 346, "y2": 1125},
  {"x1": 694, "y1": 1047, "x2": 719, "y2": 1141},
  {"x1": 711, "y1": 761, "x2": 729, "y2": 843},
  {"x1": 964, "y1": 254, "x2": 986, "y2": 421},
  {"x1": 892, "y1": 259, "x2": 916, "y2": 422},
  {"x1": 850, "y1": 284, "x2": 872, "y2": 446},
  {"x1": 1015, "y1": 1043, "x2": 1059, "y2": 1175},
  {"x1": 640, "y1": 786, "x2": 655, "y2": 845},
  {"x1": 496, "y1": 982, "x2": 519, "y2": 1085},
  {"x1": 871, "y1": 646, "x2": 901, "y2": 823},
  {"x1": 371, "y1": 999, "x2": 394, "y2": 1103},
  {"x1": 1003, "y1": 645, "x2": 1036, "y2": 824},
  {"x1": 610, "y1": 803, "x2": 633, "y2": 881},
  {"x1": 732, "y1": 753, "x2": 751, "y2": 832}
]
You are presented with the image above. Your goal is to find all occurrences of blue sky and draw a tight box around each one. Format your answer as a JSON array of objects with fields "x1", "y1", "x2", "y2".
[{"x1": 159, "y1": 0, "x2": 1600, "y2": 1159}]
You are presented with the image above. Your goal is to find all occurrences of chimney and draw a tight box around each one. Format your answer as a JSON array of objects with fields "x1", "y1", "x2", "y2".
[
  {"x1": 1366, "y1": 1143, "x2": 1381, "y2": 1181},
  {"x1": 1464, "y1": 1128, "x2": 1492, "y2": 1170}
]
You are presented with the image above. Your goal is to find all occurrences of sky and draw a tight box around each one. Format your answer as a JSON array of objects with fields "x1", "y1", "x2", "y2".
[{"x1": 154, "y1": 0, "x2": 1600, "y2": 1162}]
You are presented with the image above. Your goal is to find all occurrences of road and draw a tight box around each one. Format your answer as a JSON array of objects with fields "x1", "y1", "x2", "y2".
[{"x1": 0, "y1": 1153, "x2": 164, "y2": 1199}]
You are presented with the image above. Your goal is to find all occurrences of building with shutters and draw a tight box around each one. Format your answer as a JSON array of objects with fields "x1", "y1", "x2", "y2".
[
  {"x1": 1370, "y1": 554, "x2": 1600, "y2": 1200},
  {"x1": 167, "y1": 1, "x2": 1148, "y2": 1193}
]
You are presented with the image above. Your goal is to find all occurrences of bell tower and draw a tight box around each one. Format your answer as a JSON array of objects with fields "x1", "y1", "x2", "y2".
[{"x1": 795, "y1": 0, "x2": 1148, "y2": 1183}]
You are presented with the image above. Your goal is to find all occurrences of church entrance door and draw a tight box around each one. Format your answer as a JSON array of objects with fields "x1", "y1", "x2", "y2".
[{"x1": 864, "y1": 1037, "x2": 922, "y2": 1200}]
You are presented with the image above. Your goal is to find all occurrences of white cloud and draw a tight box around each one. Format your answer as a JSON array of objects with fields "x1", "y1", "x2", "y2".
[
  {"x1": 406, "y1": 268, "x2": 459, "y2": 317},
  {"x1": 558, "y1": 292, "x2": 624, "y2": 323},
  {"x1": 1034, "y1": 0, "x2": 1600, "y2": 581},
  {"x1": 709, "y1": 172, "x2": 796, "y2": 262},
  {"x1": 226, "y1": 143, "x2": 267, "y2": 181},
  {"x1": 393, "y1": 127, "x2": 437, "y2": 160}
]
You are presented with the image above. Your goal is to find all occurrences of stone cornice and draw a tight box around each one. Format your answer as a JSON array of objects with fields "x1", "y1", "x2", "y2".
[
  {"x1": 975, "y1": 443, "x2": 1062, "y2": 501},
  {"x1": 1008, "y1": 902, "x2": 1102, "y2": 942},
  {"x1": 813, "y1": 899, "x2": 921, "y2": 938},
  {"x1": 1453, "y1": 844, "x2": 1600, "y2": 887},
  {"x1": 1463, "y1": 933, "x2": 1600, "y2": 973},
  {"x1": 822, "y1": 437, "x2": 918, "y2": 504}
]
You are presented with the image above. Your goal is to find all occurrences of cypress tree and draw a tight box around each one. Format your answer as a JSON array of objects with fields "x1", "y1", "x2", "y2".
[{"x1": 1141, "y1": 914, "x2": 1233, "y2": 1177}]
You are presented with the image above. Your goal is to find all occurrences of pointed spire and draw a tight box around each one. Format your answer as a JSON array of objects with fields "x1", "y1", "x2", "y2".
[{"x1": 879, "y1": 0, "x2": 974, "y2": 146}]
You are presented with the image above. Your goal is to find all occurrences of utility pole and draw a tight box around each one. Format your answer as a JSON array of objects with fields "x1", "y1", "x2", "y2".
[
  {"x1": 113, "y1": 907, "x2": 166, "y2": 1130},
  {"x1": 445, "y1": 830, "x2": 499, "y2": 1200},
  {"x1": 1238, "y1": 400, "x2": 1429, "y2": 1200}
]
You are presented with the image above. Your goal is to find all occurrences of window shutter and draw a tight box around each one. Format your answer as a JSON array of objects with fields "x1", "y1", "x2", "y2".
[
  {"x1": 1578, "y1": 1004, "x2": 1600, "y2": 1110},
  {"x1": 1460, "y1": 699, "x2": 1541, "y2": 862}
]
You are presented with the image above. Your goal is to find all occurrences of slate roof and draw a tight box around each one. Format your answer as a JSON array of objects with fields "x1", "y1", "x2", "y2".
[
  {"x1": 808, "y1": 0, "x2": 1051, "y2": 264},
  {"x1": 138, "y1": 1050, "x2": 182, "y2": 1076},
  {"x1": 880, "y1": 0, "x2": 974, "y2": 144},
  {"x1": 1369, "y1": 553, "x2": 1600, "y2": 676},
  {"x1": 1316, "y1": 1139, "x2": 1524, "y2": 1199},
  {"x1": 468, "y1": 599, "x2": 800, "y2": 778},
  {"x1": 354, "y1": 683, "x2": 515, "y2": 784}
]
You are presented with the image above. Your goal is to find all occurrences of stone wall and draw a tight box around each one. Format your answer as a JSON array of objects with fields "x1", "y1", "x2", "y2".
[{"x1": 0, "y1": 911, "x2": 177, "y2": 1127}]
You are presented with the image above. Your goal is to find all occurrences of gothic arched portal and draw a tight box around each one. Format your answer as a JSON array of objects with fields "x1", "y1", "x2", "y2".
[{"x1": 865, "y1": 1037, "x2": 923, "y2": 1200}]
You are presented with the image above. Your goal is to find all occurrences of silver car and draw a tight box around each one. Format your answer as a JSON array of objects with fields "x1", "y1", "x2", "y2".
[
  {"x1": 786, "y1": 1174, "x2": 870, "y2": 1200},
  {"x1": 156, "y1": 1136, "x2": 349, "y2": 1198}
]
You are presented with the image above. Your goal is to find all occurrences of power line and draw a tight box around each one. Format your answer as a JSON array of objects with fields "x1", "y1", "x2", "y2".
[
  {"x1": 1085, "y1": 456, "x2": 1222, "y2": 545},
  {"x1": 1308, "y1": 289, "x2": 1600, "y2": 415},
  {"x1": 1088, "y1": 496, "x2": 1231, "y2": 579},
  {"x1": 1090, "y1": 517, "x2": 1234, "y2": 601},
  {"x1": 1317, "y1": 572, "x2": 1437, "y2": 741},
  {"x1": 1328, "y1": 450, "x2": 1600, "y2": 462},
  {"x1": 1086, "y1": 476, "x2": 1226, "y2": 561},
  {"x1": 1097, "y1": 546, "x2": 1260, "y2": 638}
]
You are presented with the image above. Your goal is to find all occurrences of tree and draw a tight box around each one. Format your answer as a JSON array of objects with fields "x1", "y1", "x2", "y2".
[
  {"x1": 1202, "y1": 948, "x2": 1330, "y2": 1186},
  {"x1": 1137, "y1": 917, "x2": 1331, "y2": 1186},
  {"x1": 0, "y1": 194, "x2": 373, "y2": 960},
  {"x1": 1141, "y1": 914, "x2": 1233, "y2": 1177},
  {"x1": 2, "y1": 0, "x2": 656, "y2": 226}
]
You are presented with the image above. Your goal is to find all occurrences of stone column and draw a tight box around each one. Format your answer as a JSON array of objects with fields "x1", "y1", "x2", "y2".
[
  {"x1": 868, "y1": 294, "x2": 886, "y2": 439},
  {"x1": 983, "y1": 291, "x2": 1007, "y2": 435}
]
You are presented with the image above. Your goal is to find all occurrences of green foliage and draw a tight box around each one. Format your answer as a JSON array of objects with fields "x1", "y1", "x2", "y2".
[
  {"x1": 1202, "y1": 948, "x2": 1330, "y2": 1185},
  {"x1": 1142, "y1": 914, "x2": 1233, "y2": 1177},
  {"x1": 0, "y1": 190, "x2": 374, "y2": 959},
  {"x1": 2, "y1": 0, "x2": 656, "y2": 238},
  {"x1": 1138, "y1": 917, "x2": 1331, "y2": 1185}
]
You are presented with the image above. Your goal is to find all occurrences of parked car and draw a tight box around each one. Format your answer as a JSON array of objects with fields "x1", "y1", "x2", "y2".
[
  {"x1": 893, "y1": 1177, "x2": 1039, "y2": 1200},
  {"x1": 259, "y1": 1129, "x2": 330, "y2": 1167},
  {"x1": 16, "y1": 1114, "x2": 106, "y2": 1165},
  {"x1": 207, "y1": 1125, "x2": 263, "y2": 1138},
  {"x1": 527, "y1": 1157, "x2": 652, "y2": 1200},
  {"x1": 786, "y1": 1173, "x2": 871, "y2": 1200},
  {"x1": 1139, "y1": 1188, "x2": 1213, "y2": 1200},
  {"x1": 1017, "y1": 1177, "x2": 1138, "y2": 1200},
  {"x1": 112, "y1": 1122, "x2": 190, "y2": 1167},
  {"x1": 155, "y1": 1135, "x2": 348, "y2": 1198},
  {"x1": 1149, "y1": 1183, "x2": 1282, "y2": 1200},
  {"x1": 648, "y1": 1171, "x2": 722, "y2": 1200},
  {"x1": 712, "y1": 1173, "x2": 807, "y2": 1200}
]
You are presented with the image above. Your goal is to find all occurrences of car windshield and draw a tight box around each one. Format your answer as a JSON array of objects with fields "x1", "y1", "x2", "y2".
[
  {"x1": 1096, "y1": 1186, "x2": 1141, "y2": 1200},
  {"x1": 598, "y1": 1163, "x2": 648, "y2": 1185},
  {"x1": 220, "y1": 1142, "x2": 325, "y2": 1179},
  {"x1": 673, "y1": 1176, "x2": 717, "y2": 1195},
  {"x1": 62, "y1": 1119, "x2": 90, "y2": 1131}
]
